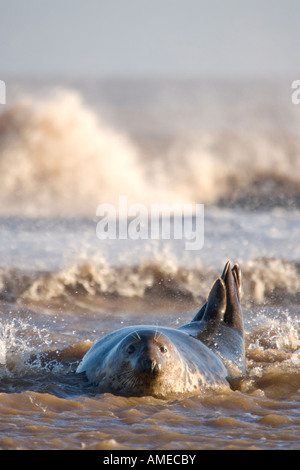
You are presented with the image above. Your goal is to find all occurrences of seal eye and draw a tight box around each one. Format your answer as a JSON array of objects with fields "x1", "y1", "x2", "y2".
[
  {"x1": 160, "y1": 346, "x2": 167, "y2": 354},
  {"x1": 127, "y1": 344, "x2": 136, "y2": 354}
]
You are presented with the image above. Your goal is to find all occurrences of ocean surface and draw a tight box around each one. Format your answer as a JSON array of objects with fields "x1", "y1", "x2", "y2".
[{"x1": 0, "y1": 77, "x2": 299, "y2": 450}]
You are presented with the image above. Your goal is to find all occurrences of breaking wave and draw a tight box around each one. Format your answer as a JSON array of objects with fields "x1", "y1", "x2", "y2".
[
  {"x1": 0, "y1": 89, "x2": 150, "y2": 216},
  {"x1": 1, "y1": 257, "x2": 299, "y2": 307},
  {"x1": 0, "y1": 87, "x2": 300, "y2": 216}
]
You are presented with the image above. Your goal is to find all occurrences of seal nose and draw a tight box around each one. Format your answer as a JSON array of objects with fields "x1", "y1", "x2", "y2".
[{"x1": 141, "y1": 358, "x2": 160, "y2": 375}]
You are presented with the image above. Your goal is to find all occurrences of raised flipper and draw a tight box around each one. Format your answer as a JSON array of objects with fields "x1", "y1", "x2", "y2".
[
  {"x1": 190, "y1": 262, "x2": 230, "y2": 323},
  {"x1": 192, "y1": 262, "x2": 242, "y2": 329},
  {"x1": 191, "y1": 263, "x2": 231, "y2": 323},
  {"x1": 221, "y1": 261, "x2": 243, "y2": 335},
  {"x1": 178, "y1": 276, "x2": 226, "y2": 342},
  {"x1": 191, "y1": 302, "x2": 206, "y2": 322},
  {"x1": 180, "y1": 261, "x2": 245, "y2": 378},
  {"x1": 196, "y1": 277, "x2": 226, "y2": 342}
]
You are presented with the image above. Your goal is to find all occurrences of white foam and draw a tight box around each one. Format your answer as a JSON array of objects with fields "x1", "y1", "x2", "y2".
[{"x1": 0, "y1": 87, "x2": 300, "y2": 216}]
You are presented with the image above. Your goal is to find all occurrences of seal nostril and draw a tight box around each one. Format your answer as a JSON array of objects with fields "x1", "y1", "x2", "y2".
[
  {"x1": 142, "y1": 358, "x2": 159, "y2": 374},
  {"x1": 152, "y1": 362, "x2": 161, "y2": 376}
]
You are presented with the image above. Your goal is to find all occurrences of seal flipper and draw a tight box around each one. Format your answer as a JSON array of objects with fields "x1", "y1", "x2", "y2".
[
  {"x1": 196, "y1": 277, "x2": 226, "y2": 342},
  {"x1": 179, "y1": 277, "x2": 226, "y2": 342},
  {"x1": 181, "y1": 261, "x2": 245, "y2": 378},
  {"x1": 191, "y1": 302, "x2": 206, "y2": 322},
  {"x1": 191, "y1": 261, "x2": 231, "y2": 323},
  {"x1": 222, "y1": 262, "x2": 243, "y2": 335}
]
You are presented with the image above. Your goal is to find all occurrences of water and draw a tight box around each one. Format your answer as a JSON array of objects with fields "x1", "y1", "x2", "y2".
[{"x1": 0, "y1": 78, "x2": 299, "y2": 450}]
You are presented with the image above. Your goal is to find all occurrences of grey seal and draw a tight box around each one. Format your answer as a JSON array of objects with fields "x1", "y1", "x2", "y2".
[{"x1": 76, "y1": 261, "x2": 246, "y2": 398}]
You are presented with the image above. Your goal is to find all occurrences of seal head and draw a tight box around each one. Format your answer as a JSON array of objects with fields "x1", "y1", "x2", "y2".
[
  {"x1": 121, "y1": 330, "x2": 168, "y2": 377},
  {"x1": 103, "y1": 330, "x2": 186, "y2": 397}
]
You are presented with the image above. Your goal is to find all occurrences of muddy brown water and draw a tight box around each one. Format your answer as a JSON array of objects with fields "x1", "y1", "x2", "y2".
[{"x1": 1, "y1": 296, "x2": 299, "y2": 451}]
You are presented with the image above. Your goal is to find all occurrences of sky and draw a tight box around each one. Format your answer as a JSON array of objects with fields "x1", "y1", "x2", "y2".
[{"x1": 1, "y1": 0, "x2": 300, "y2": 79}]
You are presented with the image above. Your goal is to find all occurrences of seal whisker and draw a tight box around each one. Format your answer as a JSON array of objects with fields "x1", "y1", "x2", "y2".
[
  {"x1": 131, "y1": 331, "x2": 141, "y2": 341},
  {"x1": 154, "y1": 329, "x2": 162, "y2": 343},
  {"x1": 118, "y1": 370, "x2": 141, "y2": 389},
  {"x1": 116, "y1": 369, "x2": 134, "y2": 379}
]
